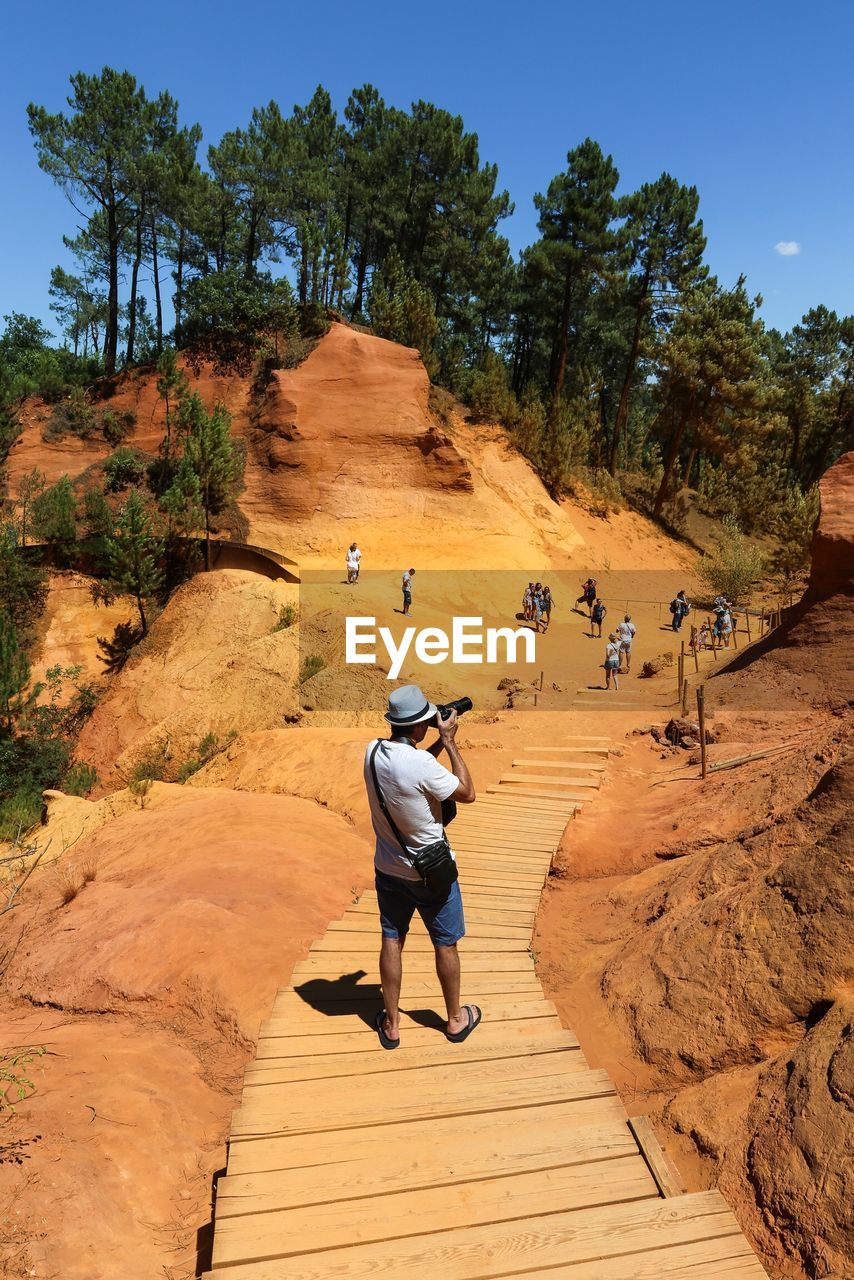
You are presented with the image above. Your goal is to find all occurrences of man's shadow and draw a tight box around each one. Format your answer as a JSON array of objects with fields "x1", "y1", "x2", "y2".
[{"x1": 293, "y1": 969, "x2": 444, "y2": 1031}]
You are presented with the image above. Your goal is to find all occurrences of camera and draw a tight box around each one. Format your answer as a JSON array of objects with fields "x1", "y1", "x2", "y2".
[{"x1": 435, "y1": 697, "x2": 473, "y2": 722}]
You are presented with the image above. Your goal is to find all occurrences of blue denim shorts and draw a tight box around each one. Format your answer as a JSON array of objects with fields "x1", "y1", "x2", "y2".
[{"x1": 375, "y1": 869, "x2": 465, "y2": 947}]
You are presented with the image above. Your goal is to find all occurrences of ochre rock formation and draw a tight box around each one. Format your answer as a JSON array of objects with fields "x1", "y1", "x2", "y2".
[{"x1": 596, "y1": 449, "x2": 854, "y2": 1277}]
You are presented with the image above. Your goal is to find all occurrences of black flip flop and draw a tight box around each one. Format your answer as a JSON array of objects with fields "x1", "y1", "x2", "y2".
[
  {"x1": 446, "y1": 1004, "x2": 482, "y2": 1043},
  {"x1": 375, "y1": 1009, "x2": 400, "y2": 1051}
]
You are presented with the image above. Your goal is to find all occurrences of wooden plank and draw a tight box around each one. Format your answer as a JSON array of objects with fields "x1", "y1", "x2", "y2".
[
  {"x1": 210, "y1": 1155, "x2": 656, "y2": 1267},
  {"x1": 487, "y1": 786, "x2": 594, "y2": 802},
  {"x1": 242, "y1": 1035, "x2": 583, "y2": 1088},
  {"x1": 523, "y1": 744, "x2": 609, "y2": 753},
  {"x1": 246, "y1": 1024, "x2": 578, "y2": 1071},
  {"x1": 504, "y1": 1235, "x2": 769, "y2": 1276},
  {"x1": 311, "y1": 933, "x2": 530, "y2": 953},
  {"x1": 480, "y1": 791, "x2": 576, "y2": 808},
  {"x1": 541, "y1": 735, "x2": 610, "y2": 743},
  {"x1": 215, "y1": 1117, "x2": 634, "y2": 1216},
  {"x1": 345, "y1": 896, "x2": 535, "y2": 926},
  {"x1": 515, "y1": 759, "x2": 607, "y2": 772},
  {"x1": 457, "y1": 807, "x2": 569, "y2": 824},
  {"x1": 339, "y1": 902, "x2": 536, "y2": 926},
  {"x1": 255, "y1": 1014, "x2": 564, "y2": 1059},
  {"x1": 205, "y1": 1190, "x2": 749, "y2": 1279},
  {"x1": 501, "y1": 773, "x2": 601, "y2": 788},
  {"x1": 224, "y1": 1095, "x2": 630, "y2": 1177},
  {"x1": 453, "y1": 822, "x2": 565, "y2": 838},
  {"x1": 290, "y1": 954, "x2": 537, "y2": 977},
  {"x1": 262, "y1": 995, "x2": 556, "y2": 1036},
  {"x1": 452, "y1": 831, "x2": 561, "y2": 847},
  {"x1": 326, "y1": 917, "x2": 532, "y2": 938},
  {"x1": 230, "y1": 1066, "x2": 617, "y2": 1138},
  {"x1": 278, "y1": 976, "x2": 546, "y2": 1004},
  {"x1": 628, "y1": 1116, "x2": 688, "y2": 1198}
]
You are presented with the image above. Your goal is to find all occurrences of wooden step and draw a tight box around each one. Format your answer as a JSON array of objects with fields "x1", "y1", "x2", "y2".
[
  {"x1": 210, "y1": 1155, "x2": 655, "y2": 1267},
  {"x1": 224, "y1": 1094, "x2": 630, "y2": 1177},
  {"x1": 246, "y1": 1024, "x2": 577, "y2": 1073},
  {"x1": 486, "y1": 778, "x2": 594, "y2": 798},
  {"x1": 205, "y1": 1190, "x2": 755, "y2": 1279},
  {"x1": 256, "y1": 1014, "x2": 562, "y2": 1059},
  {"x1": 215, "y1": 1115, "x2": 632, "y2": 1216},
  {"x1": 523, "y1": 743, "x2": 609, "y2": 753},
  {"x1": 501, "y1": 772, "x2": 601, "y2": 788},
  {"x1": 326, "y1": 917, "x2": 532, "y2": 938},
  {"x1": 263, "y1": 995, "x2": 555, "y2": 1036},
  {"x1": 515, "y1": 758, "x2": 607, "y2": 772},
  {"x1": 311, "y1": 932, "x2": 530, "y2": 953},
  {"x1": 290, "y1": 955, "x2": 537, "y2": 979},
  {"x1": 230, "y1": 1065, "x2": 616, "y2": 1139},
  {"x1": 242, "y1": 1035, "x2": 584, "y2": 1089}
]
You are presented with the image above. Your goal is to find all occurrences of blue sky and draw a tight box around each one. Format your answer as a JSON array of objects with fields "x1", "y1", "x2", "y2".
[{"x1": 1, "y1": 0, "x2": 851, "y2": 340}]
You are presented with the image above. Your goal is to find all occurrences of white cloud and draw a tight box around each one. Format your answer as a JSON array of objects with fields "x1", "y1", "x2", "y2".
[{"x1": 774, "y1": 240, "x2": 801, "y2": 256}]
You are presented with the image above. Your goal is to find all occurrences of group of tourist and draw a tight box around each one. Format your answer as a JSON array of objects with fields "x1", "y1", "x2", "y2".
[{"x1": 522, "y1": 582, "x2": 555, "y2": 633}]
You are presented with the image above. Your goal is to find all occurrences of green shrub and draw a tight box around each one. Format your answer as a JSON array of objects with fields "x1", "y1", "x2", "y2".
[
  {"x1": 129, "y1": 745, "x2": 170, "y2": 785},
  {"x1": 176, "y1": 729, "x2": 237, "y2": 783},
  {"x1": 467, "y1": 352, "x2": 516, "y2": 424},
  {"x1": 571, "y1": 467, "x2": 624, "y2": 518},
  {"x1": 104, "y1": 447, "x2": 147, "y2": 492},
  {"x1": 101, "y1": 408, "x2": 136, "y2": 446},
  {"x1": 769, "y1": 486, "x2": 819, "y2": 589},
  {"x1": 299, "y1": 654, "x2": 325, "y2": 684},
  {"x1": 0, "y1": 1046, "x2": 46, "y2": 1115},
  {"x1": 43, "y1": 386, "x2": 96, "y2": 442},
  {"x1": 63, "y1": 761, "x2": 98, "y2": 796},
  {"x1": 696, "y1": 515, "x2": 765, "y2": 604},
  {"x1": 273, "y1": 603, "x2": 298, "y2": 632},
  {"x1": 0, "y1": 789, "x2": 43, "y2": 841}
]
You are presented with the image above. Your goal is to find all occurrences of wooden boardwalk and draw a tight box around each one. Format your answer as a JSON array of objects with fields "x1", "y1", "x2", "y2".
[{"x1": 205, "y1": 739, "x2": 767, "y2": 1278}]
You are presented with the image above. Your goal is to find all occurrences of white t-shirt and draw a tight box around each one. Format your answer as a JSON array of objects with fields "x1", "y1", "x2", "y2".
[
  {"x1": 364, "y1": 739, "x2": 459, "y2": 881},
  {"x1": 346, "y1": 547, "x2": 361, "y2": 568},
  {"x1": 616, "y1": 621, "x2": 636, "y2": 646},
  {"x1": 402, "y1": 572, "x2": 412, "y2": 593},
  {"x1": 604, "y1": 642, "x2": 621, "y2": 667}
]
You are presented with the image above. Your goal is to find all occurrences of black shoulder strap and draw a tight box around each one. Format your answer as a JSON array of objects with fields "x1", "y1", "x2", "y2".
[{"x1": 369, "y1": 742, "x2": 410, "y2": 857}]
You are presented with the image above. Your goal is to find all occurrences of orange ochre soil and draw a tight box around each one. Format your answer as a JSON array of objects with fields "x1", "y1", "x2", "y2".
[{"x1": 0, "y1": 326, "x2": 851, "y2": 1279}]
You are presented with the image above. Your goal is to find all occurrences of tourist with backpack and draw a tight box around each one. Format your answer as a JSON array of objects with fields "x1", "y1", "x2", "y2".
[
  {"x1": 577, "y1": 577, "x2": 597, "y2": 617},
  {"x1": 670, "y1": 590, "x2": 691, "y2": 631}
]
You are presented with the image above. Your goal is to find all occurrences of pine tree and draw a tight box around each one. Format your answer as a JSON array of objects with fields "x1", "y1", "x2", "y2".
[
  {"x1": 104, "y1": 489, "x2": 164, "y2": 635},
  {"x1": 28, "y1": 70, "x2": 151, "y2": 375},
  {"x1": 16, "y1": 468, "x2": 46, "y2": 547},
  {"x1": 533, "y1": 139, "x2": 619, "y2": 402},
  {"x1": 608, "y1": 175, "x2": 707, "y2": 473},
  {"x1": 652, "y1": 277, "x2": 764, "y2": 517},
  {"x1": 160, "y1": 454, "x2": 204, "y2": 537},
  {"x1": 31, "y1": 475, "x2": 77, "y2": 558},
  {"x1": 0, "y1": 611, "x2": 31, "y2": 734},
  {"x1": 179, "y1": 394, "x2": 245, "y2": 569},
  {"x1": 155, "y1": 347, "x2": 189, "y2": 461}
]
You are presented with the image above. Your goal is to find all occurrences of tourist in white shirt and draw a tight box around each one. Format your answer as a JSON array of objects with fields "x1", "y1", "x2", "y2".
[
  {"x1": 346, "y1": 541, "x2": 362, "y2": 583},
  {"x1": 616, "y1": 614, "x2": 637, "y2": 672}
]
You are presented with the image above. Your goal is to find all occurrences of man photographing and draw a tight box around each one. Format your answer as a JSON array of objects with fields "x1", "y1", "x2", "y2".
[{"x1": 364, "y1": 684, "x2": 481, "y2": 1049}]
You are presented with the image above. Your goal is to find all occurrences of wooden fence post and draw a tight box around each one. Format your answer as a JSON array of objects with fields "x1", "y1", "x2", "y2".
[
  {"x1": 690, "y1": 627, "x2": 700, "y2": 673},
  {"x1": 745, "y1": 610, "x2": 752, "y2": 641},
  {"x1": 682, "y1": 677, "x2": 689, "y2": 716},
  {"x1": 697, "y1": 686, "x2": 707, "y2": 779}
]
